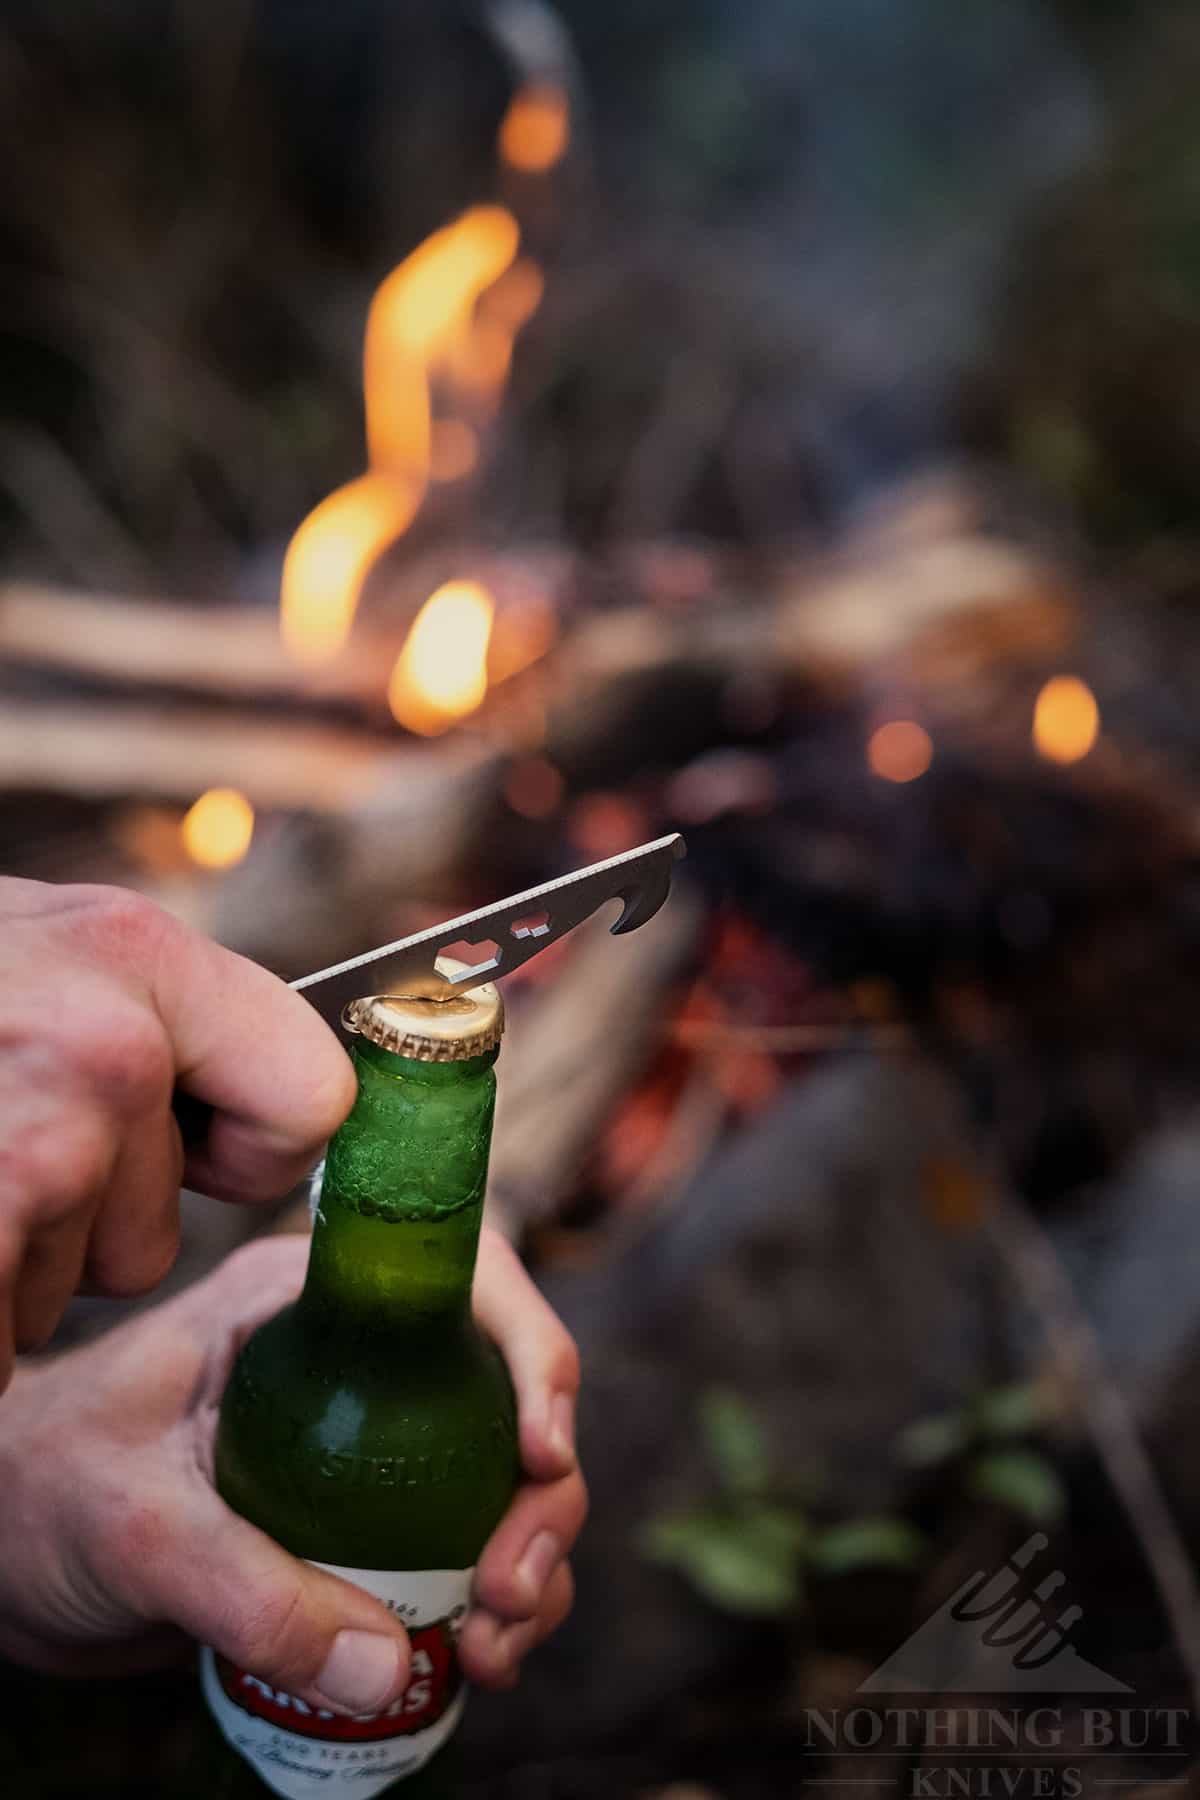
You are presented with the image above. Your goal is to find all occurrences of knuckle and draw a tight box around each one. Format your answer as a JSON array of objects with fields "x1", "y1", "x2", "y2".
[
  {"x1": 80, "y1": 1007, "x2": 173, "y2": 1117},
  {"x1": 559, "y1": 1469, "x2": 589, "y2": 1540},
  {"x1": 473, "y1": 1559, "x2": 521, "y2": 1619},
  {"x1": 72, "y1": 885, "x2": 174, "y2": 968},
  {"x1": 0, "y1": 1119, "x2": 109, "y2": 1219},
  {"x1": 87, "y1": 1220, "x2": 179, "y2": 1298}
]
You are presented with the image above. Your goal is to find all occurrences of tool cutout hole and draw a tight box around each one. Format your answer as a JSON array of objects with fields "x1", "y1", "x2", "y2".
[
  {"x1": 435, "y1": 938, "x2": 502, "y2": 980},
  {"x1": 509, "y1": 910, "x2": 551, "y2": 941}
]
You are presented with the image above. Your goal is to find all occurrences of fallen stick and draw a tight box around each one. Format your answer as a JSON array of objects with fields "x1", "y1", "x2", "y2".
[
  {"x1": 0, "y1": 583, "x2": 382, "y2": 704},
  {"x1": 0, "y1": 700, "x2": 385, "y2": 809},
  {"x1": 1, "y1": 528, "x2": 1074, "y2": 712}
]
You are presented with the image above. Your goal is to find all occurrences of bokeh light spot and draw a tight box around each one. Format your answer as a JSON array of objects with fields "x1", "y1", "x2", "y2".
[
  {"x1": 1033, "y1": 675, "x2": 1099, "y2": 765},
  {"x1": 868, "y1": 720, "x2": 933, "y2": 784},
  {"x1": 182, "y1": 788, "x2": 255, "y2": 869}
]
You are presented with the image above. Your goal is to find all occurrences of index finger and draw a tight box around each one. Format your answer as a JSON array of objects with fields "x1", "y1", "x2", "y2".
[{"x1": 153, "y1": 922, "x2": 356, "y2": 1204}]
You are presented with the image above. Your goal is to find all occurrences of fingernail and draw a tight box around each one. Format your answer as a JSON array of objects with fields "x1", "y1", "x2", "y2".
[
  {"x1": 515, "y1": 1530, "x2": 561, "y2": 1604},
  {"x1": 549, "y1": 1391, "x2": 575, "y2": 1466},
  {"x1": 315, "y1": 1631, "x2": 403, "y2": 1714}
]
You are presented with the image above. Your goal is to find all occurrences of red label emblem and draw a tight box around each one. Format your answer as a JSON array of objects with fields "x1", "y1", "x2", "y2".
[{"x1": 216, "y1": 1619, "x2": 460, "y2": 1742}]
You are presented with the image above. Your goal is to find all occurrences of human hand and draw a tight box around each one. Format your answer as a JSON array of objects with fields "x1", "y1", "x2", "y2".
[
  {"x1": 0, "y1": 1230, "x2": 584, "y2": 1709},
  {"x1": 0, "y1": 878, "x2": 356, "y2": 1390}
]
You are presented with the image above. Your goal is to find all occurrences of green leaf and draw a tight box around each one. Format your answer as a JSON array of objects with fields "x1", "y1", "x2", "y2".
[
  {"x1": 639, "y1": 1506, "x2": 803, "y2": 1616},
  {"x1": 699, "y1": 1387, "x2": 771, "y2": 1496},
  {"x1": 968, "y1": 1450, "x2": 1066, "y2": 1525},
  {"x1": 896, "y1": 1411, "x2": 969, "y2": 1468},
  {"x1": 808, "y1": 1517, "x2": 926, "y2": 1575},
  {"x1": 974, "y1": 1383, "x2": 1048, "y2": 1440},
  {"x1": 742, "y1": 1502, "x2": 811, "y2": 1556}
]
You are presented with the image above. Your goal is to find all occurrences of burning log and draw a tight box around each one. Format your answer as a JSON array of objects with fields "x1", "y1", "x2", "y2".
[{"x1": 0, "y1": 550, "x2": 568, "y2": 710}]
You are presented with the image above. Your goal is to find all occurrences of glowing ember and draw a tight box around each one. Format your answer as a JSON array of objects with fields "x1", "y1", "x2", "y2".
[
  {"x1": 388, "y1": 580, "x2": 494, "y2": 735},
  {"x1": 868, "y1": 720, "x2": 933, "y2": 783},
  {"x1": 281, "y1": 473, "x2": 419, "y2": 661},
  {"x1": 1033, "y1": 675, "x2": 1099, "y2": 765},
  {"x1": 498, "y1": 84, "x2": 570, "y2": 173},
  {"x1": 182, "y1": 788, "x2": 255, "y2": 869},
  {"x1": 429, "y1": 419, "x2": 480, "y2": 483}
]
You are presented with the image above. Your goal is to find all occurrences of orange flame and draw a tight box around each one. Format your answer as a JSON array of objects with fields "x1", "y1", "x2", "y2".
[
  {"x1": 281, "y1": 473, "x2": 420, "y2": 661},
  {"x1": 365, "y1": 205, "x2": 519, "y2": 470},
  {"x1": 182, "y1": 788, "x2": 255, "y2": 869},
  {"x1": 388, "y1": 581, "x2": 495, "y2": 735},
  {"x1": 281, "y1": 205, "x2": 529, "y2": 670},
  {"x1": 498, "y1": 85, "x2": 570, "y2": 173},
  {"x1": 1033, "y1": 675, "x2": 1099, "y2": 765}
]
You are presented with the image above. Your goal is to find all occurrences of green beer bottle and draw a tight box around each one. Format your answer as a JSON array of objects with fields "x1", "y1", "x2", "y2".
[{"x1": 200, "y1": 976, "x2": 518, "y2": 1798}]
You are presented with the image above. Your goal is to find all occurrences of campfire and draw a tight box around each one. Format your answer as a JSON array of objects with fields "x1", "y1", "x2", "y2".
[
  {"x1": 0, "y1": 85, "x2": 1130, "y2": 1241},
  {"x1": 11, "y1": 8, "x2": 1200, "y2": 1799}
]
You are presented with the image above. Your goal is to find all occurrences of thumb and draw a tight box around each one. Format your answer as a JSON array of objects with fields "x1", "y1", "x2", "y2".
[{"x1": 125, "y1": 1479, "x2": 411, "y2": 1716}]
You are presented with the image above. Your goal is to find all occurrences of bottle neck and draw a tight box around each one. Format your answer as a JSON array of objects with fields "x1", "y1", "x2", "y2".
[{"x1": 300, "y1": 1039, "x2": 498, "y2": 1330}]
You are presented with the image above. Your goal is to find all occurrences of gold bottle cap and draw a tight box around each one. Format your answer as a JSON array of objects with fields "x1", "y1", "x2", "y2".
[{"x1": 342, "y1": 960, "x2": 504, "y2": 1063}]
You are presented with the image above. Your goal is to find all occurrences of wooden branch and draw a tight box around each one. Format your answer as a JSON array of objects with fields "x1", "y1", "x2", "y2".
[
  {"x1": 1, "y1": 528, "x2": 1073, "y2": 716},
  {"x1": 0, "y1": 700, "x2": 385, "y2": 809},
  {"x1": 0, "y1": 546, "x2": 571, "y2": 706},
  {"x1": 0, "y1": 583, "x2": 383, "y2": 704}
]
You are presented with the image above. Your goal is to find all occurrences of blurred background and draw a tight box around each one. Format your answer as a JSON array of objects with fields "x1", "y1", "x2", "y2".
[{"x1": 4, "y1": 0, "x2": 1200, "y2": 1793}]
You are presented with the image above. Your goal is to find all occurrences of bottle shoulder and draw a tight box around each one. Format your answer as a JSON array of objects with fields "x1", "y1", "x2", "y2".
[
  {"x1": 228, "y1": 1300, "x2": 512, "y2": 1417},
  {"x1": 215, "y1": 1301, "x2": 518, "y2": 1567}
]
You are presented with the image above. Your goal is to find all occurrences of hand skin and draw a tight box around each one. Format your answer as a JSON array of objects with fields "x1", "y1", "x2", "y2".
[
  {"x1": 0, "y1": 1231, "x2": 586, "y2": 1709},
  {"x1": 0, "y1": 878, "x2": 361, "y2": 1392},
  {"x1": 0, "y1": 876, "x2": 585, "y2": 1706}
]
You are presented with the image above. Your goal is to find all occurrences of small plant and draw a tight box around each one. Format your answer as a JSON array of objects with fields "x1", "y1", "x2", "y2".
[
  {"x1": 896, "y1": 1381, "x2": 1066, "y2": 1526},
  {"x1": 638, "y1": 1387, "x2": 924, "y2": 1617}
]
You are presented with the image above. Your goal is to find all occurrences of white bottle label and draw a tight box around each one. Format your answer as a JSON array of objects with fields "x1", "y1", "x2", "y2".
[{"x1": 201, "y1": 1564, "x2": 473, "y2": 1799}]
